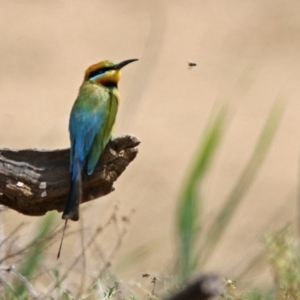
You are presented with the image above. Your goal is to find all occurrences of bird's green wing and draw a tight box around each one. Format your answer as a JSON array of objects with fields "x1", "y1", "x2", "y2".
[{"x1": 86, "y1": 91, "x2": 118, "y2": 174}]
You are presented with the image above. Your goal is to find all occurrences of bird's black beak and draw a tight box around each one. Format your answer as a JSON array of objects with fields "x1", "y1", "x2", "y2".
[{"x1": 114, "y1": 59, "x2": 138, "y2": 70}]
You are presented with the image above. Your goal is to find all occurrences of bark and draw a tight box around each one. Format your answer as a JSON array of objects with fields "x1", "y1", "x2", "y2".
[{"x1": 0, "y1": 135, "x2": 139, "y2": 218}]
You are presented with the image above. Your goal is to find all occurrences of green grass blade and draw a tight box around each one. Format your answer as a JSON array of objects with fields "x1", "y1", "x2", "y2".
[
  {"x1": 177, "y1": 108, "x2": 226, "y2": 283},
  {"x1": 297, "y1": 155, "x2": 300, "y2": 241},
  {"x1": 15, "y1": 211, "x2": 57, "y2": 297},
  {"x1": 201, "y1": 103, "x2": 284, "y2": 263}
]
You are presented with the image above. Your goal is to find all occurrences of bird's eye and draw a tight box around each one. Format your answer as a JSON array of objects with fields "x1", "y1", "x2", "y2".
[{"x1": 88, "y1": 67, "x2": 111, "y2": 80}]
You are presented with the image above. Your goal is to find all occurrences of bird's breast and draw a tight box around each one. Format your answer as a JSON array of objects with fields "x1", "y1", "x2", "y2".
[{"x1": 79, "y1": 81, "x2": 119, "y2": 105}]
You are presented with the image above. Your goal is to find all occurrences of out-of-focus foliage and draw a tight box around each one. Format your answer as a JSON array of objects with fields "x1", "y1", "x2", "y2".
[{"x1": 176, "y1": 104, "x2": 283, "y2": 283}]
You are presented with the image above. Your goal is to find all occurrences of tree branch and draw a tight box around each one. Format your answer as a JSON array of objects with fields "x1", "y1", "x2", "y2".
[{"x1": 0, "y1": 135, "x2": 140, "y2": 217}]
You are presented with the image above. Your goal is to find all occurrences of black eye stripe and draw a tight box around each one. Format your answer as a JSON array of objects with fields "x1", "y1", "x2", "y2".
[{"x1": 88, "y1": 67, "x2": 113, "y2": 79}]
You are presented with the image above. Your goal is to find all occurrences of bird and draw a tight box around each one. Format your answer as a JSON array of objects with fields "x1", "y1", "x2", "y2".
[{"x1": 57, "y1": 58, "x2": 138, "y2": 258}]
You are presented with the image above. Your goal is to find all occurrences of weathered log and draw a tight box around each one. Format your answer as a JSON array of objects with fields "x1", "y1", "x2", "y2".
[{"x1": 0, "y1": 135, "x2": 139, "y2": 217}]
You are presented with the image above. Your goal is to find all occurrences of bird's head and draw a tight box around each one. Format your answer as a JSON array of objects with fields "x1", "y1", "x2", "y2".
[{"x1": 84, "y1": 59, "x2": 138, "y2": 86}]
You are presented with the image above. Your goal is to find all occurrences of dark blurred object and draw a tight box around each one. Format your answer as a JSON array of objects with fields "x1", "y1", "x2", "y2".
[
  {"x1": 167, "y1": 273, "x2": 223, "y2": 300},
  {"x1": 188, "y1": 60, "x2": 197, "y2": 68},
  {"x1": 0, "y1": 135, "x2": 139, "y2": 217}
]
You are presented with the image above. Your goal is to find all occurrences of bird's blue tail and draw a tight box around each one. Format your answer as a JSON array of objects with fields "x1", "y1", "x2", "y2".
[{"x1": 62, "y1": 159, "x2": 82, "y2": 221}]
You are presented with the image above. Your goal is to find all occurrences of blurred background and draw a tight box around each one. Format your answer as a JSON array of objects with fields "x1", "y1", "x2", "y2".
[{"x1": 1, "y1": 0, "x2": 300, "y2": 294}]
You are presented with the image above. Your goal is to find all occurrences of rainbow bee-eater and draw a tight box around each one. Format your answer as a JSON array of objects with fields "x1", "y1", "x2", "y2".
[{"x1": 57, "y1": 58, "x2": 138, "y2": 258}]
